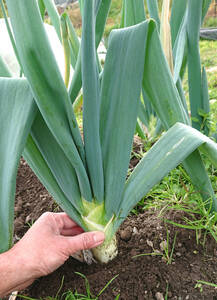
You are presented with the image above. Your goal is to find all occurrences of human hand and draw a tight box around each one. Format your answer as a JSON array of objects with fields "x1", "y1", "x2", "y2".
[
  {"x1": 0, "y1": 212, "x2": 104, "y2": 296},
  {"x1": 13, "y1": 212, "x2": 105, "y2": 276}
]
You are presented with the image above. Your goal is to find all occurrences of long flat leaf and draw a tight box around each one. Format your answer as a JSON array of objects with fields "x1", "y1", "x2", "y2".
[
  {"x1": 187, "y1": 0, "x2": 203, "y2": 130},
  {"x1": 170, "y1": 0, "x2": 188, "y2": 47},
  {"x1": 38, "y1": 0, "x2": 46, "y2": 19},
  {"x1": 23, "y1": 135, "x2": 84, "y2": 228},
  {"x1": 202, "y1": 0, "x2": 212, "y2": 23},
  {"x1": 0, "y1": 56, "x2": 12, "y2": 77},
  {"x1": 143, "y1": 23, "x2": 190, "y2": 129},
  {"x1": 6, "y1": 0, "x2": 92, "y2": 202},
  {"x1": 43, "y1": 0, "x2": 80, "y2": 72},
  {"x1": 123, "y1": 0, "x2": 146, "y2": 27},
  {"x1": 0, "y1": 79, "x2": 36, "y2": 253},
  {"x1": 173, "y1": 11, "x2": 187, "y2": 84},
  {"x1": 100, "y1": 21, "x2": 150, "y2": 218},
  {"x1": 65, "y1": 14, "x2": 80, "y2": 68},
  {"x1": 69, "y1": 0, "x2": 111, "y2": 103},
  {"x1": 43, "y1": 0, "x2": 61, "y2": 39},
  {"x1": 201, "y1": 67, "x2": 210, "y2": 135},
  {"x1": 0, "y1": 0, "x2": 23, "y2": 73},
  {"x1": 95, "y1": 0, "x2": 112, "y2": 46},
  {"x1": 146, "y1": 0, "x2": 160, "y2": 30},
  {"x1": 31, "y1": 111, "x2": 83, "y2": 212},
  {"x1": 82, "y1": 0, "x2": 104, "y2": 202}
]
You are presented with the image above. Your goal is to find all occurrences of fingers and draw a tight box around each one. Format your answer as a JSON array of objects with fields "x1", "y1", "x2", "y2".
[
  {"x1": 39, "y1": 212, "x2": 83, "y2": 233},
  {"x1": 61, "y1": 226, "x2": 84, "y2": 236},
  {"x1": 11, "y1": 279, "x2": 35, "y2": 293},
  {"x1": 52, "y1": 213, "x2": 79, "y2": 229},
  {"x1": 65, "y1": 231, "x2": 105, "y2": 254}
]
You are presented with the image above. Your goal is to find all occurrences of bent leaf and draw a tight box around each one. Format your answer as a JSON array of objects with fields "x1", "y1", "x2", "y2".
[{"x1": 115, "y1": 123, "x2": 217, "y2": 231}]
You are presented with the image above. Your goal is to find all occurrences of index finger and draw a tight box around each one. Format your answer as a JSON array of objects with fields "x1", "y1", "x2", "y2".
[{"x1": 52, "y1": 212, "x2": 81, "y2": 230}]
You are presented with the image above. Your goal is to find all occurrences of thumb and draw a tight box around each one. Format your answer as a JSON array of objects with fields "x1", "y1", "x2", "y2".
[{"x1": 65, "y1": 231, "x2": 105, "y2": 255}]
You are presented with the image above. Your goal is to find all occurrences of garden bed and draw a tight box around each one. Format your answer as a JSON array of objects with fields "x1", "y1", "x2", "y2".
[{"x1": 14, "y1": 158, "x2": 217, "y2": 300}]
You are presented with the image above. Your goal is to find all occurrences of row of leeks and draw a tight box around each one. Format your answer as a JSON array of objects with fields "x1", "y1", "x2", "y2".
[{"x1": 0, "y1": 0, "x2": 216, "y2": 263}]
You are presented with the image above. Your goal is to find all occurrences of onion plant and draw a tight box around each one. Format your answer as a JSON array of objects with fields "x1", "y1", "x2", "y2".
[{"x1": 0, "y1": 0, "x2": 217, "y2": 263}]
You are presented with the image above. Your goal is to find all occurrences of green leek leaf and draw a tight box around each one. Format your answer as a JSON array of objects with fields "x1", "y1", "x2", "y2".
[
  {"x1": 6, "y1": 0, "x2": 92, "y2": 202},
  {"x1": 100, "y1": 21, "x2": 150, "y2": 218},
  {"x1": 0, "y1": 78, "x2": 36, "y2": 253},
  {"x1": 116, "y1": 122, "x2": 217, "y2": 230},
  {"x1": 146, "y1": 0, "x2": 160, "y2": 30},
  {"x1": 82, "y1": 0, "x2": 104, "y2": 202},
  {"x1": 187, "y1": 0, "x2": 203, "y2": 130},
  {"x1": 23, "y1": 135, "x2": 84, "y2": 228},
  {"x1": 0, "y1": 56, "x2": 12, "y2": 77},
  {"x1": 122, "y1": 0, "x2": 146, "y2": 27},
  {"x1": 170, "y1": 0, "x2": 187, "y2": 47}
]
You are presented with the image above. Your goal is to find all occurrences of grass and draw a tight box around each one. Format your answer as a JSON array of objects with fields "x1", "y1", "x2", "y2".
[
  {"x1": 195, "y1": 280, "x2": 217, "y2": 293},
  {"x1": 18, "y1": 274, "x2": 119, "y2": 300},
  {"x1": 131, "y1": 141, "x2": 217, "y2": 243},
  {"x1": 203, "y1": 16, "x2": 217, "y2": 28},
  {"x1": 133, "y1": 229, "x2": 178, "y2": 265}
]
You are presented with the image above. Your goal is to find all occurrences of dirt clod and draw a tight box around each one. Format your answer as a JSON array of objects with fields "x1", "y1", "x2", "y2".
[
  {"x1": 155, "y1": 292, "x2": 164, "y2": 300},
  {"x1": 120, "y1": 226, "x2": 132, "y2": 241}
]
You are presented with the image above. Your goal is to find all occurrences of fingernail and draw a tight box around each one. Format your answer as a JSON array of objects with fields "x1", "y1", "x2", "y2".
[{"x1": 93, "y1": 232, "x2": 105, "y2": 244}]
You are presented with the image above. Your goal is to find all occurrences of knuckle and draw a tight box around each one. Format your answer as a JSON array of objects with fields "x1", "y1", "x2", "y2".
[
  {"x1": 41, "y1": 212, "x2": 53, "y2": 219},
  {"x1": 82, "y1": 234, "x2": 93, "y2": 250}
]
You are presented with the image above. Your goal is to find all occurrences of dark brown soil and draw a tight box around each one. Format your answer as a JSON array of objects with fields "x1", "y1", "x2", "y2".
[{"x1": 13, "y1": 158, "x2": 217, "y2": 300}]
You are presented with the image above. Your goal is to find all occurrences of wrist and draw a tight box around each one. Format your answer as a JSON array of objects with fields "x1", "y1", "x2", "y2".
[{"x1": 0, "y1": 246, "x2": 36, "y2": 297}]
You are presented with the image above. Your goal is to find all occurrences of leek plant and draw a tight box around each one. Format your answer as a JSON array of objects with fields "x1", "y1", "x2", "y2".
[
  {"x1": 128, "y1": 0, "x2": 212, "y2": 137},
  {"x1": 0, "y1": 0, "x2": 217, "y2": 263}
]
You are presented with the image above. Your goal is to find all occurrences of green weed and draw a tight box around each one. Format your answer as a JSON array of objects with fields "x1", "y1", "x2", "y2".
[{"x1": 18, "y1": 274, "x2": 119, "y2": 300}]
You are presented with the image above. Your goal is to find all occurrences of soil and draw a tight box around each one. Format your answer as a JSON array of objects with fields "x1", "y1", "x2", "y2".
[{"x1": 12, "y1": 156, "x2": 217, "y2": 300}]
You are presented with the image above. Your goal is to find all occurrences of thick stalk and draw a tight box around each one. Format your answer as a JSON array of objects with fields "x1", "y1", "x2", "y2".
[
  {"x1": 91, "y1": 235, "x2": 118, "y2": 264},
  {"x1": 82, "y1": 200, "x2": 118, "y2": 263}
]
